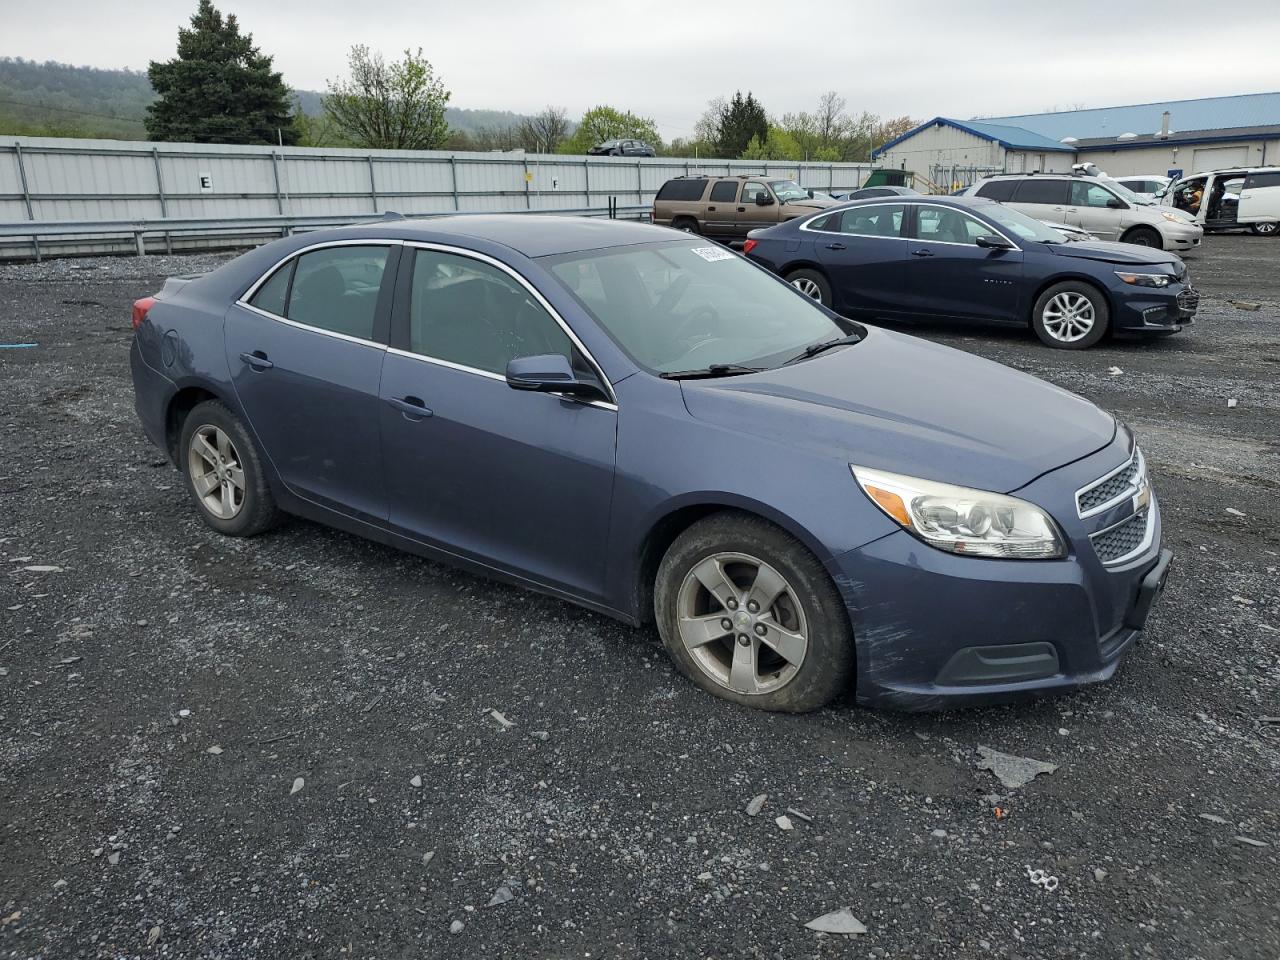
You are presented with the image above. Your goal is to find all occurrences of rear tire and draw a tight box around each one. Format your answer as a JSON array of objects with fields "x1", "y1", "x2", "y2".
[
  {"x1": 179, "y1": 399, "x2": 281, "y2": 537},
  {"x1": 1122, "y1": 226, "x2": 1162, "y2": 248},
  {"x1": 1251, "y1": 221, "x2": 1278, "y2": 236},
  {"x1": 1032, "y1": 281, "x2": 1109, "y2": 349},
  {"x1": 672, "y1": 216, "x2": 700, "y2": 235},
  {"x1": 655, "y1": 512, "x2": 854, "y2": 713},
  {"x1": 785, "y1": 268, "x2": 832, "y2": 308}
]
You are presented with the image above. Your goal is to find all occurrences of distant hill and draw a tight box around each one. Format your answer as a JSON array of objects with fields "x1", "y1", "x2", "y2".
[{"x1": 0, "y1": 57, "x2": 536, "y2": 141}]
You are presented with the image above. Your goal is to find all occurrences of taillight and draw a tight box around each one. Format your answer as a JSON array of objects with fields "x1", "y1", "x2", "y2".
[
  {"x1": 131, "y1": 296, "x2": 157, "y2": 331},
  {"x1": 743, "y1": 239, "x2": 758, "y2": 255}
]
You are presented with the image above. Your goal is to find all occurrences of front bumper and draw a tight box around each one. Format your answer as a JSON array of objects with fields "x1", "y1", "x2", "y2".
[
  {"x1": 1112, "y1": 281, "x2": 1198, "y2": 335},
  {"x1": 1159, "y1": 223, "x2": 1203, "y2": 251},
  {"x1": 829, "y1": 437, "x2": 1168, "y2": 710}
]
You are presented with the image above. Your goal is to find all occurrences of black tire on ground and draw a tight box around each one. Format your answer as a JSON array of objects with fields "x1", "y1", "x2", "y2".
[
  {"x1": 1031, "y1": 280, "x2": 1110, "y2": 350},
  {"x1": 179, "y1": 399, "x2": 282, "y2": 537},
  {"x1": 654, "y1": 511, "x2": 855, "y2": 713},
  {"x1": 1250, "y1": 221, "x2": 1279, "y2": 236},
  {"x1": 1121, "y1": 226, "x2": 1163, "y2": 248},
  {"x1": 672, "y1": 216, "x2": 700, "y2": 235},
  {"x1": 784, "y1": 268, "x2": 832, "y2": 308}
]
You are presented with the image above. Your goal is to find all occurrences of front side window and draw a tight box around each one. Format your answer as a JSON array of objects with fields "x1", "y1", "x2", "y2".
[
  {"x1": 408, "y1": 249, "x2": 576, "y2": 377},
  {"x1": 1012, "y1": 179, "x2": 1069, "y2": 205},
  {"x1": 741, "y1": 182, "x2": 770, "y2": 203},
  {"x1": 1071, "y1": 181, "x2": 1120, "y2": 208},
  {"x1": 546, "y1": 240, "x2": 848, "y2": 375},
  {"x1": 283, "y1": 245, "x2": 389, "y2": 340},
  {"x1": 709, "y1": 180, "x2": 739, "y2": 202},
  {"x1": 915, "y1": 207, "x2": 993, "y2": 245},
  {"x1": 835, "y1": 204, "x2": 904, "y2": 238},
  {"x1": 768, "y1": 180, "x2": 809, "y2": 203}
]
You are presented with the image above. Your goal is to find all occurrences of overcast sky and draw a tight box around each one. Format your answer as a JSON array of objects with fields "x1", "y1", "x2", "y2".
[{"x1": 5, "y1": 0, "x2": 1280, "y2": 139}]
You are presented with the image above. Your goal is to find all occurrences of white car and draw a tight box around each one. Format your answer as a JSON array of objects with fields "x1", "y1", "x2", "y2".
[
  {"x1": 1112, "y1": 175, "x2": 1172, "y2": 202},
  {"x1": 1161, "y1": 167, "x2": 1280, "y2": 236}
]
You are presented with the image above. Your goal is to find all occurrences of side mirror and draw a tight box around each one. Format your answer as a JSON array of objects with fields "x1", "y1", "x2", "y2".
[
  {"x1": 1106, "y1": 197, "x2": 1126, "y2": 209},
  {"x1": 806, "y1": 189, "x2": 814, "y2": 198},
  {"x1": 975, "y1": 234, "x2": 1014, "y2": 250},
  {"x1": 506, "y1": 354, "x2": 602, "y2": 400},
  {"x1": 755, "y1": 194, "x2": 774, "y2": 206}
]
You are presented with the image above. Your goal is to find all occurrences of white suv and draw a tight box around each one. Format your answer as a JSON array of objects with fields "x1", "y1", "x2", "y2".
[{"x1": 966, "y1": 173, "x2": 1203, "y2": 251}]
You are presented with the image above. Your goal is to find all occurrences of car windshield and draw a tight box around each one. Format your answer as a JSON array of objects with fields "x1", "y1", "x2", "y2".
[
  {"x1": 1103, "y1": 179, "x2": 1153, "y2": 205},
  {"x1": 976, "y1": 203, "x2": 1068, "y2": 243},
  {"x1": 769, "y1": 180, "x2": 810, "y2": 203},
  {"x1": 544, "y1": 240, "x2": 850, "y2": 375}
]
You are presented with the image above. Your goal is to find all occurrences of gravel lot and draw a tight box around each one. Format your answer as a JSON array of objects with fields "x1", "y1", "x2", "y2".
[{"x1": 1, "y1": 234, "x2": 1277, "y2": 960}]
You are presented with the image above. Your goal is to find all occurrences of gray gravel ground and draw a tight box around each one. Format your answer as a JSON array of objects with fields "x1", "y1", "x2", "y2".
[{"x1": 1, "y1": 235, "x2": 1277, "y2": 960}]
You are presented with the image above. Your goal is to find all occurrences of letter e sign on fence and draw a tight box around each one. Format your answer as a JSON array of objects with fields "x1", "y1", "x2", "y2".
[{"x1": 198, "y1": 172, "x2": 214, "y2": 193}]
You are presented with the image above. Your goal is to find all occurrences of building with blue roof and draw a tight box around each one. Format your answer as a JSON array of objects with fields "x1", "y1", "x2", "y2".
[{"x1": 874, "y1": 92, "x2": 1280, "y2": 187}]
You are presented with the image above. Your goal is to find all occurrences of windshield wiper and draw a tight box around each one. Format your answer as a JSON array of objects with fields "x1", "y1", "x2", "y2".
[
  {"x1": 659, "y1": 363, "x2": 762, "y2": 380},
  {"x1": 784, "y1": 333, "x2": 862, "y2": 365}
]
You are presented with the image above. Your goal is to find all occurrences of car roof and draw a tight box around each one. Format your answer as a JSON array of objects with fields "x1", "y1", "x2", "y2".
[
  {"x1": 341, "y1": 214, "x2": 673, "y2": 258},
  {"x1": 836, "y1": 195, "x2": 997, "y2": 210}
]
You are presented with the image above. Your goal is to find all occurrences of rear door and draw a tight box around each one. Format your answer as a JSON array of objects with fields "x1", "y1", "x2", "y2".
[
  {"x1": 225, "y1": 241, "x2": 398, "y2": 523},
  {"x1": 703, "y1": 179, "x2": 740, "y2": 236},
  {"x1": 1237, "y1": 170, "x2": 1280, "y2": 223},
  {"x1": 901, "y1": 204, "x2": 1023, "y2": 322},
  {"x1": 811, "y1": 203, "x2": 909, "y2": 316},
  {"x1": 1007, "y1": 178, "x2": 1071, "y2": 224},
  {"x1": 1067, "y1": 180, "x2": 1124, "y2": 240}
]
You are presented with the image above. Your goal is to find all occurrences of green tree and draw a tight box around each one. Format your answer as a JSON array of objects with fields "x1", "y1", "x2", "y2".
[
  {"x1": 714, "y1": 91, "x2": 767, "y2": 158},
  {"x1": 559, "y1": 105, "x2": 661, "y2": 154},
  {"x1": 146, "y1": 0, "x2": 297, "y2": 144},
  {"x1": 741, "y1": 127, "x2": 804, "y2": 161},
  {"x1": 323, "y1": 46, "x2": 451, "y2": 150}
]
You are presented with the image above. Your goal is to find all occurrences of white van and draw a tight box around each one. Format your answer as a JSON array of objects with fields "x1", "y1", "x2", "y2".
[{"x1": 1161, "y1": 167, "x2": 1280, "y2": 236}]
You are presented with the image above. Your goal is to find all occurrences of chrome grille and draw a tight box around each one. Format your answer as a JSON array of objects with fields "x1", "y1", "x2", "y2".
[
  {"x1": 1091, "y1": 511, "x2": 1149, "y2": 564},
  {"x1": 1076, "y1": 449, "x2": 1145, "y2": 518}
]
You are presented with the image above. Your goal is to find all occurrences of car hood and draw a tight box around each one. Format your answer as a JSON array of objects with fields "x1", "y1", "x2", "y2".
[
  {"x1": 680, "y1": 327, "x2": 1115, "y2": 493},
  {"x1": 782, "y1": 198, "x2": 840, "y2": 212},
  {"x1": 1044, "y1": 240, "x2": 1181, "y2": 266}
]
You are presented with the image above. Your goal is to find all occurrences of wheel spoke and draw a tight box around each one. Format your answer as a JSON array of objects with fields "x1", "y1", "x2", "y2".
[
  {"x1": 215, "y1": 429, "x2": 232, "y2": 461},
  {"x1": 225, "y1": 464, "x2": 245, "y2": 491},
  {"x1": 193, "y1": 433, "x2": 219, "y2": 466},
  {"x1": 746, "y1": 563, "x2": 788, "y2": 614},
  {"x1": 758, "y1": 618, "x2": 807, "y2": 666},
  {"x1": 220, "y1": 482, "x2": 234, "y2": 516},
  {"x1": 678, "y1": 613, "x2": 731, "y2": 650},
  {"x1": 691, "y1": 557, "x2": 738, "y2": 609},
  {"x1": 192, "y1": 471, "x2": 219, "y2": 497},
  {"x1": 728, "y1": 639, "x2": 759, "y2": 694}
]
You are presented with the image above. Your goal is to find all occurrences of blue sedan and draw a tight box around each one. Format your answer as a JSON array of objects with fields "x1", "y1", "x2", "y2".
[
  {"x1": 743, "y1": 196, "x2": 1198, "y2": 348},
  {"x1": 130, "y1": 215, "x2": 1170, "y2": 711}
]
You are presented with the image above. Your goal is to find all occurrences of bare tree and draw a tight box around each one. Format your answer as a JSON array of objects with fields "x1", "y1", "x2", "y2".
[
  {"x1": 323, "y1": 46, "x2": 451, "y2": 150},
  {"x1": 519, "y1": 106, "x2": 571, "y2": 153},
  {"x1": 815, "y1": 91, "x2": 848, "y2": 147}
]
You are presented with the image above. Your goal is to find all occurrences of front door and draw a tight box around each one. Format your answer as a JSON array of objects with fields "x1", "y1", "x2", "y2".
[
  {"x1": 225, "y1": 242, "x2": 397, "y2": 523},
  {"x1": 735, "y1": 181, "x2": 779, "y2": 235},
  {"x1": 1067, "y1": 180, "x2": 1124, "y2": 240},
  {"x1": 812, "y1": 203, "x2": 909, "y2": 316},
  {"x1": 901, "y1": 205, "x2": 1023, "y2": 323},
  {"x1": 379, "y1": 245, "x2": 618, "y2": 601}
]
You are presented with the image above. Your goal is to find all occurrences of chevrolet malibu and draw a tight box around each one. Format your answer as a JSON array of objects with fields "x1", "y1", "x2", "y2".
[{"x1": 130, "y1": 216, "x2": 1171, "y2": 712}]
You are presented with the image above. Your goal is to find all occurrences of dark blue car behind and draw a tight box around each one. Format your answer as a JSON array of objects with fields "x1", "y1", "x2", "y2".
[
  {"x1": 744, "y1": 196, "x2": 1199, "y2": 348},
  {"x1": 130, "y1": 215, "x2": 1171, "y2": 713}
]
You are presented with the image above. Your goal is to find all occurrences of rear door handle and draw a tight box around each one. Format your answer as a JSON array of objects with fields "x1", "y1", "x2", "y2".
[
  {"x1": 910, "y1": 248, "x2": 934, "y2": 257},
  {"x1": 708, "y1": 206, "x2": 717, "y2": 211},
  {"x1": 239, "y1": 350, "x2": 273, "y2": 370},
  {"x1": 824, "y1": 242, "x2": 847, "y2": 250},
  {"x1": 386, "y1": 396, "x2": 432, "y2": 420},
  {"x1": 737, "y1": 207, "x2": 746, "y2": 212}
]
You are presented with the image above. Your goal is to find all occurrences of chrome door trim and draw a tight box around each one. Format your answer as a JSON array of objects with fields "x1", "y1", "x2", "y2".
[
  {"x1": 797, "y1": 202, "x2": 909, "y2": 239},
  {"x1": 235, "y1": 301, "x2": 389, "y2": 350},
  {"x1": 910, "y1": 202, "x2": 1021, "y2": 249},
  {"x1": 238, "y1": 237, "x2": 405, "y2": 304}
]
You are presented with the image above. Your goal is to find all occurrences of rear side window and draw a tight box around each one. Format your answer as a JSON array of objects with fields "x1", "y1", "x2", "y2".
[
  {"x1": 834, "y1": 204, "x2": 905, "y2": 238},
  {"x1": 710, "y1": 180, "x2": 739, "y2": 202},
  {"x1": 806, "y1": 213, "x2": 836, "y2": 231},
  {"x1": 249, "y1": 262, "x2": 293, "y2": 316},
  {"x1": 975, "y1": 180, "x2": 1017, "y2": 201},
  {"x1": 1012, "y1": 179, "x2": 1069, "y2": 204},
  {"x1": 286, "y1": 246, "x2": 389, "y2": 340},
  {"x1": 1244, "y1": 171, "x2": 1280, "y2": 189},
  {"x1": 656, "y1": 179, "x2": 708, "y2": 202}
]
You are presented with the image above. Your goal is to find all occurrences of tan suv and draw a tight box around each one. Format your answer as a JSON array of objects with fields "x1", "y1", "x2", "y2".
[{"x1": 652, "y1": 175, "x2": 839, "y2": 239}]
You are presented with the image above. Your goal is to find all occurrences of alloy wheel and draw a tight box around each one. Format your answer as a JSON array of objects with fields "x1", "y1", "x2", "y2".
[
  {"x1": 1256, "y1": 222, "x2": 1278, "y2": 235},
  {"x1": 187, "y1": 424, "x2": 246, "y2": 520},
  {"x1": 791, "y1": 277, "x2": 822, "y2": 300},
  {"x1": 1041, "y1": 291, "x2": 1096, "y2": 343},
  {"x1": 676, "y1": 552, "x2": 808, "y2": 696}
]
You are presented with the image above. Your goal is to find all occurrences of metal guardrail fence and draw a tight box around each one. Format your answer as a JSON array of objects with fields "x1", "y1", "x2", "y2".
[{"x1": 0, "y1": 136, "x2": 875, "y2": 260}]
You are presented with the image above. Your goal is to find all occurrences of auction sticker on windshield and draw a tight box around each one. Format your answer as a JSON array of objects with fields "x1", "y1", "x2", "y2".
[{"x1": 690, "y1": 246, "x2": 735, "y2": 262}]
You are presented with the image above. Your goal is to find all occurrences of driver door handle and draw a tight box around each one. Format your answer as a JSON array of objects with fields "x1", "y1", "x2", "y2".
[
  {"x1": 737, "y1": 207, "x2": 746, "y2": 212},
  {"x1": 386, "y1": 396, "x2": 432, "y2": 420},
  {"x1": 825, "y1": 242, "x2": 847, "y2": 250},
  {"x1": 239, "y1": 350, "x2": 273, "y2": 370},
  {"x1": 910, "y1": 248, "x2": 934, "y2": 257}
]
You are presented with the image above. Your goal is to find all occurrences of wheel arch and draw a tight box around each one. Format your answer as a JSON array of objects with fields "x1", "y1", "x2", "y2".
[
  {"x1": 1028, "y1": 273, "x2": 1114, "y2": 328},
  {"x1": 1119, "y1": 224, "x2": 1163, "y2": 248}
]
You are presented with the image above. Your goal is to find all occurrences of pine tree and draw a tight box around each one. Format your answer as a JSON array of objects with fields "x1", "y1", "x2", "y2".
[
  {"x1": 715, "y1": 91, "x2": 768, "y2": 159},
  {"x1": 146, "y1": 0, "x2": 298, "y2": 145}
]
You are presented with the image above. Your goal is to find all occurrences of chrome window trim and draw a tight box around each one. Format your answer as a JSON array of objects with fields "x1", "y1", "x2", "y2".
[
  {"x1": 238, "y1": 237, "x2": 404, "y2": 306},
  {"x1": 1075, "y1": 447, "x2": 1146, "y2": 520},
  {"x1": 797, "y1": 202, "x2": 909, "y2": 240},
  {"x1": 912, "y1": 202, "x2": 1020, "y2": 249},
  {"x1": 1089, "y1": 502, "x2": 1157, "y2": 568},
  {"x1": 236, "y1": 301, "x2": 388, "y2": 350},
  {"x1": 401, "y1": 240, "x2": 617, "y2": 407},
  {"x1": 385, "y1": 346, "x2": 618, "y2": 412}
]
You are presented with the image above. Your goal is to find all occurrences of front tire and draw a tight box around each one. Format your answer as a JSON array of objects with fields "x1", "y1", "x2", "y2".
[
  {"x1": 179, "y1": 399, "x2": 281, "y2": 537},
  {"x1": 654, "y1": 512, "x2": 854, "y2": 712},
  {"x1": 1251, "y1": 221, "x2": 1278, "y2": 236},
  {"x1": 785, "y1": 268, "x2": 832, "y2": 308},
  {"x1": 1032, "y1": 281, "x2": 1109, "y2": 349},
  {"x1": 1122, "y1": 226, "x2": 1162, "y2": 248}
]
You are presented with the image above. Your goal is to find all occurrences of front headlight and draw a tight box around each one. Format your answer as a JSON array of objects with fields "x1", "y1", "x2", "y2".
[
  {"x1": 1161, "y1": 211, "x2": 1188, "y2": 224},
  {"x1": 852, "y1": 466, "x2": 1066, "y2": 559},
  {"x1": 1114, "y1": 270, "x2": 1172, "y2": 287}
]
